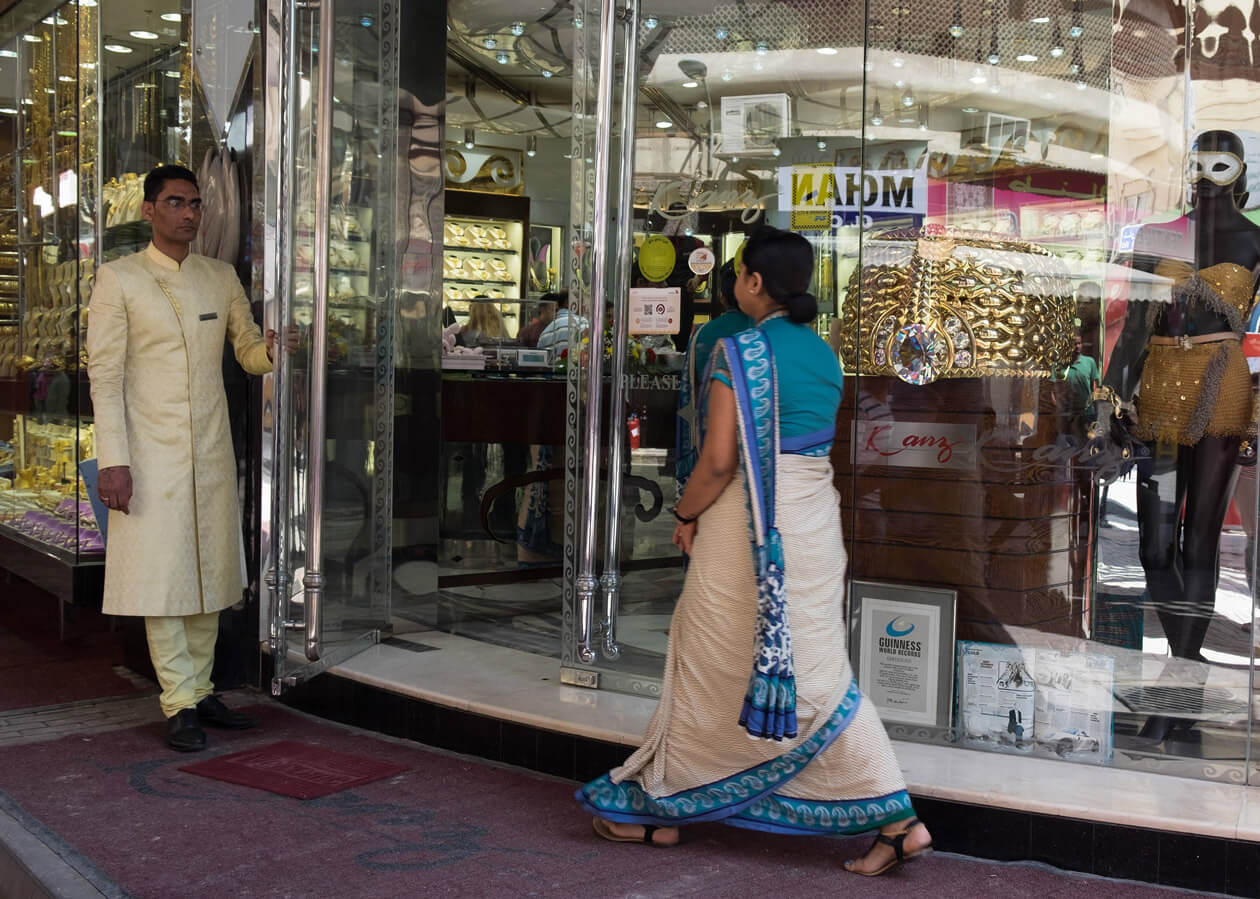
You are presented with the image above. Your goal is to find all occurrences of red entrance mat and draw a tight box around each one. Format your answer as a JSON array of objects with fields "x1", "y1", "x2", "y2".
[{"x1": 178, "y1": 740, "x2": 408, "y2": 800}]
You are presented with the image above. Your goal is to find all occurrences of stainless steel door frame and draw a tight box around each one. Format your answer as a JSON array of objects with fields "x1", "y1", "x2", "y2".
[{"x1": 262, "y1": 0, "x2": 380, "y2": 693}]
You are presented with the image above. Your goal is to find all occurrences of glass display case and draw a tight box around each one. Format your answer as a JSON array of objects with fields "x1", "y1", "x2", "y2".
[{"x1": 443, "y1": 188, "x2": 529, "y2": 337}]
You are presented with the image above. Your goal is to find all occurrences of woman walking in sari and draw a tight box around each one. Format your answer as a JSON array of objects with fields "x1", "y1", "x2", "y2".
[{"x1": 576, "y1": 227, "x2": 932, "y2": 876}]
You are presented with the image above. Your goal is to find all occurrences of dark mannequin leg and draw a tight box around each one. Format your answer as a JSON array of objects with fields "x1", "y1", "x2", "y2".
[{"x1": 1136, "y1": 446, "x2": 1187, "y2": 650}]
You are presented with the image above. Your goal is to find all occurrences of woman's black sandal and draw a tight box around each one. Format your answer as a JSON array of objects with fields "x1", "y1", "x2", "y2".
[
  {"x1": 844, "y1": 818, "x2": 933, "y2": 876},
  {"x1": 592, "y1": 817, "x2": 676, "y2": 848}
]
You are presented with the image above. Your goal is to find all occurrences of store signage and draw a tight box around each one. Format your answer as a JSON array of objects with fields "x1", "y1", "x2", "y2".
[
  {"x1": 779, "y1": 165, "x2": 927, "y2": 232},
  {"x1": 853, "y1": 420, "x2": 978, "y2": 470},
  {"x1": 720, "y1": 93, "x2": 790, "y2": 155},
  {"x1": 850, "y1": 582, "x2": 956, "y2": 728},
  {"x1": 638, "y1": 235, "x2": 676, "y2": 282},
  {"x1": 648, "y1": 180, "x2": 771, "y2": 225},
  {"x1": 629, "y1": 287, "x2": 681, "y2": 335}
]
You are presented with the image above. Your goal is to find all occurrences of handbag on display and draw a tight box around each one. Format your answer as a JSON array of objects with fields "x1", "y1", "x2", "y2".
[{"x1": 1085, "y1": 385, "x2": 1150, "y2": 482}]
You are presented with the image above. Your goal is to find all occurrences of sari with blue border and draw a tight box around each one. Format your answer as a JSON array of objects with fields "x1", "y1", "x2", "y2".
[{"x1": 576, "y1": 323, "x2": 915, "y2": 836}]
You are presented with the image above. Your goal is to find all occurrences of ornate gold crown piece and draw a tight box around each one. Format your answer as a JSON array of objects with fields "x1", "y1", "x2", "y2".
[{"x1": 836, "y1": 228, "x2": 1076, "y2": 384}]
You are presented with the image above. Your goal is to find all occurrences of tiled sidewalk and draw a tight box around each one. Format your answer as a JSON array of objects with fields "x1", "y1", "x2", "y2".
[{"x1": 0, "y1": 670, "x2": 160, "y2": 749}]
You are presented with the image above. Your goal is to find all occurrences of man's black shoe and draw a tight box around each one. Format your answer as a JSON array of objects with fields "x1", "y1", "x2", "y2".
[
  {"x1": 167, "y1": 708, "x2": 207, "y2": 752},
  {"x1": 196, "y1": 695, "x2": 255, "y2": 730}
]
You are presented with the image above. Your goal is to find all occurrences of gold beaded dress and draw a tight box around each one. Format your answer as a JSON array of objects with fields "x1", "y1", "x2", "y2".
[{"x1": 1134, "y1": 260, "x2": 1256, "y2": 445}]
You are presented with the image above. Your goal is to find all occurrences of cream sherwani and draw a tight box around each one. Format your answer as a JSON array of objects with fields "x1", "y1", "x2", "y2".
[{"x1": 86, "y1": 243, "x2": 272, "y2": 618}]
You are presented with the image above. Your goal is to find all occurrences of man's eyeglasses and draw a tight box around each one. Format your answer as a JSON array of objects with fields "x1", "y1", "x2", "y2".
[{"x1": 157, "y1": 196, "x2": 203, "y2": 211}]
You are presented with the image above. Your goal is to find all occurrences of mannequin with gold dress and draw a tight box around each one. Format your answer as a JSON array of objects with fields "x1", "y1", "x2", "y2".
[{"x1": 1104, "y1": 130, "x2": 1260, "y2": 746}]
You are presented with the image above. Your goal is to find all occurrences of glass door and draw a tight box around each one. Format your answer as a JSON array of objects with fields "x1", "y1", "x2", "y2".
[{"x1": 262, "y1": 0, "x2": 400, "y2": 692}]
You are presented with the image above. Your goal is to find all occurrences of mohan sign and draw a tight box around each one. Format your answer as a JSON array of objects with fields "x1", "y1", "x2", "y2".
[{"x1": 779, "y1": 165, "x2": 927, "y2": 231}]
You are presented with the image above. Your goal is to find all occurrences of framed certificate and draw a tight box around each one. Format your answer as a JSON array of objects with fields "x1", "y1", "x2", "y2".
[{"x1": 849, "y1": 581, "x2": 957, "y2": 728}]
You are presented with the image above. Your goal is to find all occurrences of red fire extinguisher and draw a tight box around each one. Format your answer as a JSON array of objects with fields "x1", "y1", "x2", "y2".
[{"x1": 627, "y1": 413, "x2": 641, "y2": 450}]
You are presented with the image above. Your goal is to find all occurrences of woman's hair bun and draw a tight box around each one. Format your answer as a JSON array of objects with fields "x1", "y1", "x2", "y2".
[{"x1": 786, "y1": 291, "x2": 818, "y2": 324}]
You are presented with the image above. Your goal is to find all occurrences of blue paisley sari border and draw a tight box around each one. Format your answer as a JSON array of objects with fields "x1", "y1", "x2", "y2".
[{"x1": 576, "y1": 679, "x2": 881, "y2": 829}]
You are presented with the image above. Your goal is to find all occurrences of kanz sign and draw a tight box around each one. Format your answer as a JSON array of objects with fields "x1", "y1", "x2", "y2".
[{"x1": 853, "y1": 420, "x2": 978, "y2": 470}]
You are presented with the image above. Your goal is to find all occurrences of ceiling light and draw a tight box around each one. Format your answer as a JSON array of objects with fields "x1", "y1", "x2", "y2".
[
  {"x1": 463, "y1": 129, "x2": 475, "y2": 149},
  {"x1": 720, "y1": 69, "x2": 733, "y2": 81},
  {"x1": 79, "y1": 0, "x2": 98, "y2": 5},
  {"x1": 130, "y1": 30, "x2": 159, "y2": 40},
  {"x1": 864, "y1": 60, "x2": 874, "y2": 71},
  {"x1": 496, "y1": 51, "x2": 509, "y2": 64},
  {"x1": 816, "y1": 139, "x2": 827, "y2": 150},
  {"x1": 1017, "y1": 52, "x2": 1038, "y2": 62},
  {"x1": 968, "y1": 67, "x2": 987, "y2": 84},
  {"x1": 510, "y1": 21, "x2": 526, "y2": 36},
  {"x1": 541, "y1": 69, "x2": 554, "y2": 78},
  {"x1": 987, "y1": 48, "x2": 1000, "y2": 64},
  {"x1": 165, "y1": 70, "x2": 181, "y2": 78},
  {"x1": 696, "y1": 99, "x2": 708, "y2": 108},
  {"x1": 80, "y1": 62, "x2": 96, "y2": 69},
  {"x1": 681, "y1": 79, "x2": 698, "y2": 88},
  {"x1": 772, "y1": 146, "x2": 782, "y2": 157},
  {"x1": 1068, "y1": 22, "x2": 1083, "y2": 38},
  {"x1": 870, "y1": 97, "x2": 883, "y2": 126},
  {"x1": 989, "y1": 79, "x2": 1001, "y2": 93},
  {"x1": 359, "y1": 14, "x2": 374, "y2": 26},
  {"x1": 43, "y1": 15, "x2": 67, "y2": 25},
  {"x1": 0, "y1": 108, "x2": 15, "y2": 114},
  {"x1": 573, "y1": 14, "x2": 583, "y2": 28},
  {"x1": 901, "y1": 89, "x2": 914, "y2": 107},
  {"x1": 161, "y1": 13, "x2": 181, "y2": 22},
  {"x1": 655, "y1": 119, "x2": 672, "y2": 128},
  {"x1": 1050, "y1": 25, "x2": 1065, "y2": 56},
  {"x1": 949, "y1": 22, "x2": 965, "y2": 38},
  {"x1": 892, "y1": 56, "x2": 904, "y2": 68},
  {"x1": 526, "y1": 136, "x2": 537, "y2": 157},
  {"x1": 714, "y1": 25, "x2": 729, "y2": 40},
  {"x1": 755, "y1": 40, "x2": 769, "y2": 55},
  {"x1": 0, "y1": 50, "x2": 16, "y2": 58},
  {"x1": 1075, "y1": 77, "x2": 1087, "y2": 90},
  {"x1": 104, "y1": 43, "x2": 133, "y2": 53},
  {"x1": 962, "y1": 105, "x2": 979, "y2": 113},
  {"x1": 483, "y1": 37, "x2": 497, "y2": 49},
  {"x1": 731, "y1": 156, "x2": 739, "y2": 163},
  {"x1": 22, "y1": 35, "x2": 42, "y2": 43},
  {"x1": 949, "y1": 0, "x2": 965, "y2": 38},
  {"x1": 1031, "y1": 15, "x2": 1050, "y2": 23},
  {"x1": 817, "y1": 46, "x2": 838, "y2": 55},
  {"x1": 58, "y1": 75, "x2": 74, "y2": 82},
  {"x1": 643, "y1": 16, "x2": 659, "y2": 30}
]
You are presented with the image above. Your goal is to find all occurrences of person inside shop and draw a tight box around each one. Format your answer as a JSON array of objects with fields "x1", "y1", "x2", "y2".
[
  {"x1": 518, "y1": 291, "x2": 561, "y2": 347},
  {"x1": 86, "y1": 164, "x2": 293, "y2": 753},
  {"x1": 1104, "y1": 129, "x2": 1260, "y2": 746},
  {"x1": 456, "y1": 296, "x2": 507, "y2": 347},
  {"x1": 676, "y1": 258, "x2": 753, "y2": 501},
  {"x1": 577, "y1": 226, "x2": 932, "y2": 875},
  {"x1": 537, "y1": 289, "x2": 587, "y2": 355}
]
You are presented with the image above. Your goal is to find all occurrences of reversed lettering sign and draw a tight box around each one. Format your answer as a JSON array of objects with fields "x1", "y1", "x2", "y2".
[
  {"x1": 853, "y1": 420, "x2": 978, "y2": 470},
  {"x1": 779, "y1": 165, "x2": 927, "y2": 231}
]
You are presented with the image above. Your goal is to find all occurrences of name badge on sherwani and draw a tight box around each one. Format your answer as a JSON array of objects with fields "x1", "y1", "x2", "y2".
[{"x1": 199, "y1": 312, "x2": 218, "y2": 321}]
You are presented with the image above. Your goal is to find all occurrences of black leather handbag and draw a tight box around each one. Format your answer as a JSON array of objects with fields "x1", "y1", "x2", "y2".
[{"x1": 1086, "y1": 386, "x2": 1150, "y2": 482}]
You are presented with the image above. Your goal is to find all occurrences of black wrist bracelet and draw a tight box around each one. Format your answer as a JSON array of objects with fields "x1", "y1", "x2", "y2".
[{"x1": 673, "y1": 508, "x2": 698, "y2": 525}]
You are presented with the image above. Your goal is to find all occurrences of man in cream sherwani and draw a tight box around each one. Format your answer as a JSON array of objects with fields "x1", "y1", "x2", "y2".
[{"x1": 87, "y1": 164, "x2": 281, "y2": 752}]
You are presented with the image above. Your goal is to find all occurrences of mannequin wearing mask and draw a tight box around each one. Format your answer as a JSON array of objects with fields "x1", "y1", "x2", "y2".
[{"x1": 1105, "y1": 130, "x2": 1260, "y2": 745}]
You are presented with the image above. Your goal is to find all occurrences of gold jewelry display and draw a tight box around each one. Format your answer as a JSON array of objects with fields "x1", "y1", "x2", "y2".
[{"x1": 835, "y1": 227, "x2": 1076, "y2": 384}]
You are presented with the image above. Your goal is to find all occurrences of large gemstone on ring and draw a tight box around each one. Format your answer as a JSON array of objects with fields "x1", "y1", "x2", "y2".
[{"x1": 892, "y1": 323, "x2": 944, "y2": 385}]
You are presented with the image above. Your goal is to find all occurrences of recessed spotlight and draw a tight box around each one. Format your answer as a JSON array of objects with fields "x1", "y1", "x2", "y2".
[
  {"x1": 104, "y1": 43, "x2": 133, "y2": 53},
  {"x1": 58, "y1": 75, "x2": 74, "y2": 82},
  {"x1": 755, "y1": 40, "x2": 769, "y2": 55},
  {"x1": 130, "y1": 30, "x2": 159, "y2": 40},
  {"x1": 772, "y1": 147, "x2": 781, "y2": 157},
  {"x1": 165, "y1": 70, "x2": 181, "y2": 78},
  {"x1": 695, "y1": 99, "x2": 708, "y2": 109},
  {"x1": 161, "y1": 13, "x2": 181, "y2": 22},
  {"x1": 681, "y1": 80, "x2": 698, "y2": 88},
  {"x1": 1017, "y1": 53, "x2": 1038, "y2": 62},
  {"x1": 987, "y1": 50, "x2": 1000, "y2": 64},
  {"x1": 731, "y1": 156, "x2": 740, "y2": 163},
  {"x1": 1068, "y1": 23, "x2": 1083, "y2": 38},
  {"x1": 573, "y1": 14, "x2": 583, "y2": 28},
  {"x1": 817, "y1": 46, "x2": 838, "y2": 55},
  {"x1": 949, "y1": 23, "x2": 964, "y2": 38},
  {"x1": 714, "y1": 25, "x2": 729, "y2": 40},
  {"x1": 496, "y1": 51, "x2": 509, "y2": 64},
  {"x1": 901, "y1": 90, "x2": 914, "y2": 107},
  {"x1": 526, "y1": 136, "x2": 537, "y2": 157},
  {"x1": 655, "y1": 119, "x2": 671, "y2": 128},
  {"x1": 720, "y1": 69, "x2": 733, "y2": 81},
  {"x1": 483, "y1": 37, "x2": 497, "y2": 49},
  {"x1": 643, "y1": 16, "x2": 659, "y2": 30},
  {"x1": 816, "y1": 139, "x2": 827, "y2": 150},
  {"x1": 22, "y1": 35, "x2": 42, "y2": 43},
  {"x1": 1075, "y1": 78, "x2": 1087, "y2": 90},
  {"x1": 962, "y1": 106, "x2": 979, "y2": 113},
  {"x1": 359, "y1": 14, "x2": 374, "y2": 27},
  {"x1": 1031, "y1": 15, "x2": 1050, "y2": 23},
  {"x1": 541, "y1": 69, "x2": 554, "y2": 78},
  {"x1": 510, "y1": 21, "x2": 526, "y2": 36},
  {"x1": 891, "y1": 56, "x2": 904, "y2": 68}
]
